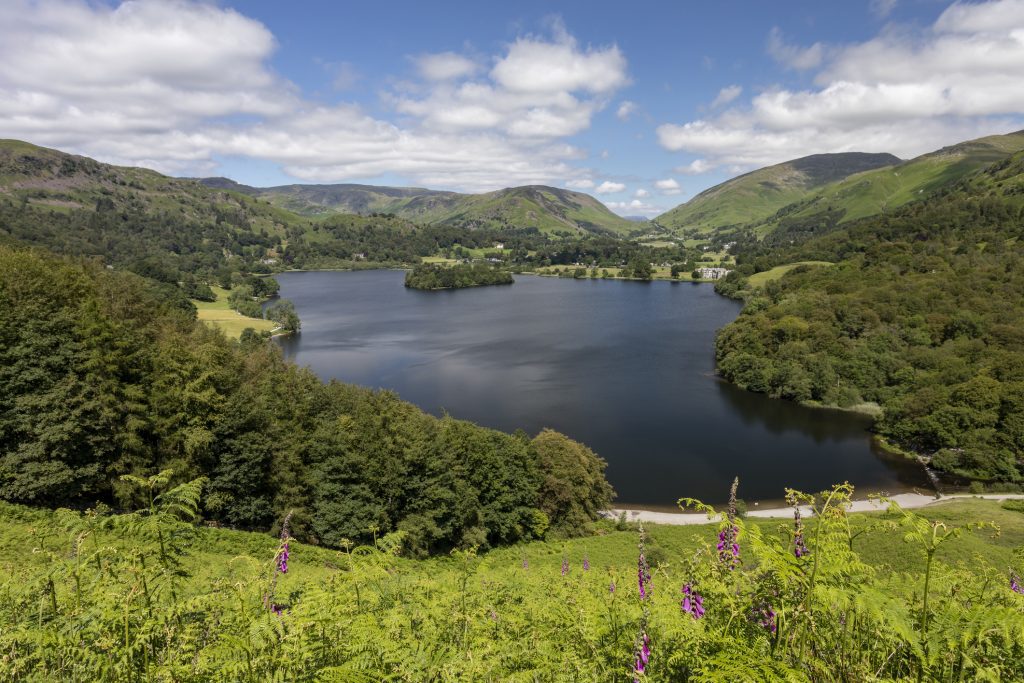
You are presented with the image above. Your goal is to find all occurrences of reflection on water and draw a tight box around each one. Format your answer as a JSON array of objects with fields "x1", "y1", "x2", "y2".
[{"x1": 275, "y1": 270, "x2": 931, "y2": 507}]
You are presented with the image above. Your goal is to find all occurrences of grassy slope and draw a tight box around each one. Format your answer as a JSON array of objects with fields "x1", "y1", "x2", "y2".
[
  {"x1": 0, "y1": 139, "x2": 304, "y2": 239},
  {"x1": 192, "y1": 286, "x2": 277, "y2": 339},
  {"x1": 656, "y1": 152, "x2": 901, "y2": 234},
  {"x1": 764, "y1": 130, "x2": 1024, "y2": 229},
  {"x1": 3, "y1": 498, "x2": 1021, "y2": 595},
  {"x1": 746, "y1": 261, "x2": 833, "y2": 287}
]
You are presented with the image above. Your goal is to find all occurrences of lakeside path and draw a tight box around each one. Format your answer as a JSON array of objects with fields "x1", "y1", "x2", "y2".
[{"x1": 604, "y1": 493, "x2": 1024, "y2": 526}]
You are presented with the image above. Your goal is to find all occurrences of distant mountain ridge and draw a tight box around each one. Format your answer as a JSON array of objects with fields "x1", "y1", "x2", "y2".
[
  {"x1": 198, "y1": 178, "x2": 638, "y2": 236},
  {"x1": 657, "y1": 130, "x2": 1024, "y2": 238},
  {"x1": 656, "y1": 152, "x2": 902, "y2": 233}
]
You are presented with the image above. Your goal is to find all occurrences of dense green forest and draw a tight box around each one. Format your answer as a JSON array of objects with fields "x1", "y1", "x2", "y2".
[
  {"x1": 404, "y1": 262, "x2": 514, "y2": 289},
  {"x1": 715, "y1": 152, "x2": 1024, "y2": 485},
  {"x1": 0, "y1": 248, "x2": 613, "y2": 552},
  {"x1": 2, "y1": 479, "x2": 1022, "y2": 681}
]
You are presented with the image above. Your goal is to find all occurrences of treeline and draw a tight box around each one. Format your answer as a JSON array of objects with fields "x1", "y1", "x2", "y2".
[
  {"x1": 0, "y1": 248, "x2": 613, "y2": 552},
  {"x1": 715, "y1": 154, "x2": 1024, "y2": 484},
  {"x1": 404, "y1": 262, "x2": 514, "y2": 289}
]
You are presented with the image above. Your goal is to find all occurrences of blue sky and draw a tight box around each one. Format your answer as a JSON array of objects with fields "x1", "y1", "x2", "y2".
[{"x1": 2, "y1": 0, "x2": 1023, "y2": 215}]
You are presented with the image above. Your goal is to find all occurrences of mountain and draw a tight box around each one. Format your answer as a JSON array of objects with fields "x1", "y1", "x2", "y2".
[
  {"x1": 759, "y1": 130, "x2": 1024, "y2": 230},
  {"x1": 0, "y1": 140, "x2": 636, "y2": 286},
  {"x1": 200, "y1": 178, "x2": 639, "y2": 236},
  {"x1": 656, "y1": 152, "x2": 901, "y2": 233}
]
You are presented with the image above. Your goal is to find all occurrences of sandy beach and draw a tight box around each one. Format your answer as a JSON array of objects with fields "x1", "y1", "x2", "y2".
[{"x1": 604, "y1": 493, "x2": 1024, "y2": 526}]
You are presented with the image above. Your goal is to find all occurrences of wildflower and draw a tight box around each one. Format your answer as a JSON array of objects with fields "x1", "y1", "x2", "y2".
[
  {"x1": 265, "y1": 512, "x2": 293, "y2": 614},
  {"x1": 793, "y1": 507, "x2": 809, "y2": 559},
  {"x1": 717, "y1": 478, "x2": 741, "y2": 569},
  {"x1": 633, "y1": 525, "x2": 654, "y2": 680},
  {"x1": 633, "y1": 631, "x2": 651, "y2": 680},
  {"x1": 522, "y1": 556, "x2": 529, "y2": 570},
  {"x1": 637, "y1": 533, "x2": 652, "y2": 599},
  {"x1": 561, "y1": 556, "x2": 569, "y2": 576},
  {"x1": 610, "y1": 580, "x2": 616, "y2": 594},
  {"x1": 277, "y1": 541, "x2": 290, "y2": 574},
  {"x1": 1012, "y1": 571, "x2": 1023, "y2": 594},
  {"x1": 583, "y1": 555, "x2": 590, "y2": 571},
  {"x1": 681, "y1": 583, "x2": 705, "y2": 620},
  {"x1": 752, "y1": 602, "x2": 777, "y2": 633}
]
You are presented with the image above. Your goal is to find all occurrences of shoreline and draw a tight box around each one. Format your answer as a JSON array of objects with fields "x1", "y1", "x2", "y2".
[{"x1": 603, "y1": 492, "x2": 1024, "y2": 526}]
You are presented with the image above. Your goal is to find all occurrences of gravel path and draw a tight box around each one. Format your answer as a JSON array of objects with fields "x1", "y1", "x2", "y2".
[{"x1": 604, "y1": 493, "x2": 1024, "y2": 526}]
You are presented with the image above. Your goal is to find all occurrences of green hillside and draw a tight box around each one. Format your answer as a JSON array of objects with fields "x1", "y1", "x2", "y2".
[
  {"x1": 765, "y1": 130, "x2": 1024, "y2": 229},
  {"x1": 0, "y1": 139, "x2": 306, "y2": 284},
  {"x1": 656, "y1": 152, "x2": 900, "y2": 233},
  {"x1": 204, "y1": 178, "x2": 639, "y2": 236}
]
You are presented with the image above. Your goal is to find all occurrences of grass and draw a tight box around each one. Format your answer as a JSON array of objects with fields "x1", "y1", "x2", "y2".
[
  {"x1": 2, "y1": 498, "x2": 1019, "y2": 589},
  {"x1": 747, "y1": 261, "x2": 833, "y2": 287},
  {"x1": 191, "y1": 285, "x2": 277, "y2": 339},
  {"x1": 2, "y1": 495, "x2": 1020, "y2": 679}
]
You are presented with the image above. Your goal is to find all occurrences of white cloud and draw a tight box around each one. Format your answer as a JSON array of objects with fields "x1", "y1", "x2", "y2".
[
  {"x1": 0, "y1": 2, "x2": 629, "y2": 192},
  {"x1": 675, "y1": 159, "x2": 713, "y2": 175},
  {"x1": 870, "y1": 0, "x2": 898, "y2": 19},
  {"x1": 566, "y1": 178, "x2": 594, "y2": 188},
  {"x1": 617, "y1": 100, "x2": 637, "y2": 120},
  {"x1": 710, "y1": 85, "x2": 742, "y2": 108},
  {"x1": 595, "y1": 180, "x2": 626, "y2": 194},
  {"x1": 491, "y1": 32, "x2": 628, "y2": 94},
  {"x1": 767, "y1": 27, "x2": 825, "y2": 71},
  {"x1": 391, "y1": 28, "x2": 629, "y2": 144},
  {"x1": 414, "y1": 52, "x2": 479, "y2": 81},
  {"x1": 634, "y1": 188, "x2": 649, "y2": 197},
  {"x1": 657, "y1": 0, "x2": 1024, "y2": 171},
  {"x1": 603, "y1": 198, "x2": 662, "y2": 216},
  {"x1": 654, "y1": 178, "x2": 682, "y2": 195}
]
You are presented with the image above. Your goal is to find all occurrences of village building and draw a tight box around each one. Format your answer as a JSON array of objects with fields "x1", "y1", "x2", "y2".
[{"x1": 696, "y1": 267, "x2": 732, "y2": 280}]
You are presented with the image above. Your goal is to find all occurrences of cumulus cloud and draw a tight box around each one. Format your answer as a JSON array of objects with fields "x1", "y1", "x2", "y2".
[
  {"x1": 634, "y1": 188, "x2": 649, "y2": 197},
  {"x1": 657, "y1": 0, "x2": 1024, "y2": 172},
  {"x1": 767, "y1": 27, "x2": 825, "y2": 71},
  {"x1": 414, "y1": 52, "x2": 479, "y2": 81},
  {"x1": 0, "y1": 1, "x2": 628, "y2": 191},
  {"x1": 617, "y1": 100, "x2": 637, "y2": 120},
  {"x1": 603, "y1": 198, "x2": 662, "y2": 216},
  {"x1": 491, "y1": 31, "x2": 628, "y2": 94},
  {"x1": 566, "y1": 178, "x2": 595, "y2": 188},
  {"x1": 391, "y1": 29, "x2": 628, "y2": 144},
  {"x1": 675, "y1": 159, "x2": 713, "y2": 175},
  {"x1": 654, "y1": 178, "x2": 682, "y2": 194},
  {"x1": 710, "y1": 85, "x2": 742, "y2": 108},
  {"x1": 595, "y1": 180, "x2": 626, "y2": 194}
]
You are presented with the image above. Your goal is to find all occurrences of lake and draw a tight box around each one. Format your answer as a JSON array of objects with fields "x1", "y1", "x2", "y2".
[{"x1": 274, "y1": 270, "x2": 930, "y2": 508}]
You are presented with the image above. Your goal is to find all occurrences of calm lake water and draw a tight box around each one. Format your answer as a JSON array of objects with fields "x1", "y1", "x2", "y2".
[{"x1": 274, "y1": 270, "x2": 929, "y2": 508}]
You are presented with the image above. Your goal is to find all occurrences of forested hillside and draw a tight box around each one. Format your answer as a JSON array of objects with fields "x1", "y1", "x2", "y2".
[
  {"x1": 715, "y1": 151, "x2": 1024, "y2": 485},
  {"x1": 0, "y1": 248, "x2": 613, "y2": 552}
]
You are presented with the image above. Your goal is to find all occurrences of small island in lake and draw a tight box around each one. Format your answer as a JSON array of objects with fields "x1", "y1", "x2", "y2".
[{"x1": 404, "y1": 262, "x2": 514, "y2": 290}]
